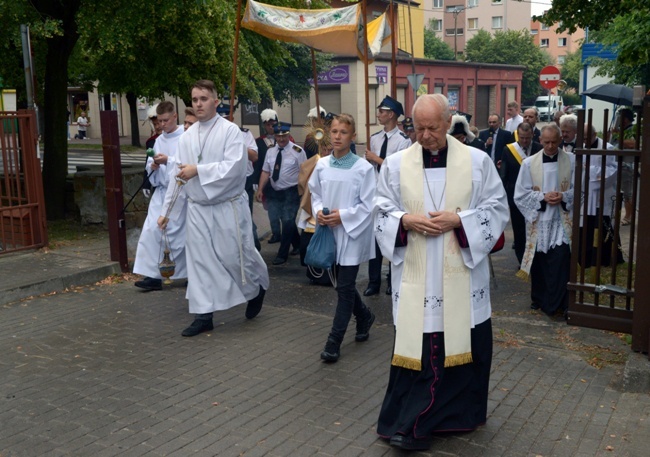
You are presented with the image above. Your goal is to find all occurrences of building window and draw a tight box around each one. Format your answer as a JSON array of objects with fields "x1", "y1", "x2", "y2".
[
  {"x1": 558, "y1": 37, "x2": 567, "y2": 47},
  {"x1": 433, "y1": 0, "x2": 444, "y2": 8},
  {"x1": 531, "y1": 29, "x2": 538, "y2": 35},
  {"x1": 432, "y1": 19, "x2": 443, "y2": 32},
  {"x1": 492, "y1": 16, "x2": 502, "y2": 29},
  {"x1": 446, "y1": 28, "x2": 464, "y2": 36},
  {"x1": 468, "y1": 0, "x2": 478, "y2": 7},
  {"x1": 540, "y1": 38, "x2": 549, "y2": 47},
  {"x1": 468, "y1": 18, "x2": 478, "y2": 30},
  {"x1": 558, "y1": 55, "x2": 566, "y2": 64},
  {"x1": 541, "y1": 23, "x2": 549, "y2": 30},
  {"x1": 446, "y1": 5, "x2": 463, "y2": 13}
]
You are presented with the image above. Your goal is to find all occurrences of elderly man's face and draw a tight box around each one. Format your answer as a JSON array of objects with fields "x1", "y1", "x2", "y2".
[
  {"x1": 414, "y1": 101, "x2": 450, "y2": 151},
  {"x1": 275, "y1": 133, "x2": 290, "y2": 148},
  {"x1": 523, "y1": 109, "x2": 538, "y2": 127},
  {"x1": 560, "y1": 123, "x2": 576, "y2": 143},
  {"x1": 541, "y1": 128, "x2": 562, "y2": 156}
]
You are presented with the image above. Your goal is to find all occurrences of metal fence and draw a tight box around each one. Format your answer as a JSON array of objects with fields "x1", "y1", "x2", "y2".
[
  {"x1": 567, "y1": 96, "x2": 649, "y2": 354},
  {"x1": 0, "y1": 110, "x2": 47, "y2": 254}
]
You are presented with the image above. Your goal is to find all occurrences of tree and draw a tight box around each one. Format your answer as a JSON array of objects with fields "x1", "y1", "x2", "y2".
[
  {"x1": 561, "y1": 48, "x2": 582, "y2": 91},
  {"x1": 464, "y1": 29, "x2": 553, "y2": 104},
  {"x1": 537, "y1": 1, "x2": 650, "y2": 86},
  {"x1": 423, "y1": 21, "x2": 455, "y2": 61},
  {"x1": 0, "y1": 0, "x2": 328, "y2": 219}
]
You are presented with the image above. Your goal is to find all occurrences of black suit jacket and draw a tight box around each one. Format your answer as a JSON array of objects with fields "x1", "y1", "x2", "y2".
[
  {"x1": 499, "y1": 141, "x2": 543, "y2": 205},
  {"x1": 478, "y1": 128, "x2": 514, "y2": 164}
]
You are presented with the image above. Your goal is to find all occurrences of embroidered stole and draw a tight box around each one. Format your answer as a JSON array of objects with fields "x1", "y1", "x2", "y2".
[
  {"x1": 517, "y1": 150, "x2": 573, "y2": 280},
  {"x1": 395, "y1": 136, "x2": 473, "y2": 370}
]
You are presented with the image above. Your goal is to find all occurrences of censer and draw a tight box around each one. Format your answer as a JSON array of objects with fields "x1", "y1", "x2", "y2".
[{"x1": 158, "y1": 175, "x2": 187, "y2": 284}]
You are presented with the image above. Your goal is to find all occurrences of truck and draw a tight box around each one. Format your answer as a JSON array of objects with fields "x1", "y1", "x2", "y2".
[{"x1": 534, "y1": 95, "x2": 564, "y2": 122}]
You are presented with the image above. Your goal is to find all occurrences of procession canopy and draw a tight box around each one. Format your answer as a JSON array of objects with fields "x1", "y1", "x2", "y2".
[{"x1": 242, "y1": 0, "x2": 391, "y2": 61}]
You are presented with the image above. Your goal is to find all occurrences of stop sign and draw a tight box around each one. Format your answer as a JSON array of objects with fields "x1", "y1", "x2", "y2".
[{"x1": 539, "y1": 66, "x2": 561, "y2": 90}]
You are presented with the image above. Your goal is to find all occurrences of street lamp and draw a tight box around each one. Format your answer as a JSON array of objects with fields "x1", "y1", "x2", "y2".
[{"x1": 451, "y1": 6, "x2": 465, "y2": 60}]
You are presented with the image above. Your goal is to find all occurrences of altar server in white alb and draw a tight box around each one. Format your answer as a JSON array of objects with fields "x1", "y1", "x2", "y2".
[
  {"x1": 374, "y1": 94, "x2": 509, "y2": 451},
  {"x1": 307, "y1": 114, "x2": 376, "y2": 363},
  {"x1": 159, "y1": 80, "x2": 269, "y2": 337},
  {"x1": 133, "y1": 101, "x2": 186, "y2": 291}
]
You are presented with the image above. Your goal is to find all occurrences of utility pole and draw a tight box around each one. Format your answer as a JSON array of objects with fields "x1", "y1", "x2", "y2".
[{"x1": 452, "y1": 7, "x2": 465, "y2": 60}]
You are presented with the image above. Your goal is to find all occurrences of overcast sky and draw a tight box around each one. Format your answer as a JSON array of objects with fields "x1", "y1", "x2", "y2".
[{"x1": 531, "y1": 0, "x2": 552, "y2": 16}]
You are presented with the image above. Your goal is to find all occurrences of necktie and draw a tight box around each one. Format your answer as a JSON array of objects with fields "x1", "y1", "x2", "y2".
[
  {"x1": 378, "y1": 133, "x2": 388, "y2": 171},
  {"x1": 379, "y1": 133, "x2": 388, "y2": 160},
  {"x1": 271, "y1": 147, "x2": 283, "y2": 182},
  {"x1": 491, "y1": 131, "x2": 497, "y2": 159}
]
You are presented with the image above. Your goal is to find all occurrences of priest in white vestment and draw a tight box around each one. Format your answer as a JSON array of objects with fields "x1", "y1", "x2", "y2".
[
  {"x1": 514, "y1": 124, "x2": 575, "y2": 318},
  {"x1": 159, "y1": 80, "x2": 269, "y2": 337},
  {"x1": 133, "y1": 102, "x2": 187, "y2": 291},
  {"x1": 375, "y1": 94, "x2": 509, "y2": 451}
]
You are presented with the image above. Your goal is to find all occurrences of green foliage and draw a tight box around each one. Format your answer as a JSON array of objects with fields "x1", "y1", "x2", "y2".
[
  {"x1": 561, "y1": 48, "x2": 582, "y2": 91},
  {"x1": 538, "y1": 1, "x2": 650, "y2": 87},
  {"x1": 423, "y1": 21, "x2": 455, "y2": 61},
  {"x1": 464, "y1": 29, "x2": 553, "y2": 103}
]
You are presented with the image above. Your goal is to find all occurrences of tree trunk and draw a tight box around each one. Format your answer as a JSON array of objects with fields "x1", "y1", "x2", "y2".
[
  {"x1": 41, "y1": 34, "x2": 77, "y2": 220},
  {"x1": 126, "y1": 92, "x2": 141, "y2": 148}
]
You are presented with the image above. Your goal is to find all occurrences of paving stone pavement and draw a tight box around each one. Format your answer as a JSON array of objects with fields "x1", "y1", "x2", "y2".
[{"x1": 1, "y1": 216, "x2": 650, "y2": 456}]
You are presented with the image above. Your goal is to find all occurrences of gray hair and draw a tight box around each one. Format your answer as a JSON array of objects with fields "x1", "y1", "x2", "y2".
[
  {"x1": 559, "y1": 113, "x2": 578, "y2": 131},
  {"x1": 412, "y1": 94, "x2": 451, "y2": 122},
  {"x1": 541, "y1": 123, "x2": 562, "y2": 139}
]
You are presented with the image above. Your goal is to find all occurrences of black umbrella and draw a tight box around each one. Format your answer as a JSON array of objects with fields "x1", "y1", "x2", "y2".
[{"x1": 582, "y1": 84, "x2": 633, "y2": 105}]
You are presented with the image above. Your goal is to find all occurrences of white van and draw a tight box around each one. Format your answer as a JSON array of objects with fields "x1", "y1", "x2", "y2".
[{"x1": 535, "y1": 95, "x2": 564, "y2": 122}]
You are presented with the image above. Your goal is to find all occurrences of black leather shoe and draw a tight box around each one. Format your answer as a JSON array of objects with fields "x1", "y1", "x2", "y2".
[
  {"x1": 389, "y1": 434, "x2": 432, "y2": 451},
  {"x1": 245, "y1": 287, "x2": 266, "y2": 319},
  {"x1": 530, "y1": 302, "x2": 540, "y2": 310},
  {"x1": 363, "y1": 286, "x2": 380, "y2": 297},
  {"x1": 320, "y1": 339, "x2": 340, "y2": 363},
  {"x1": 135, "y1": 277, "x2": 162, "y2": 291},
  {"x1": 355, "y1": 311, "x2": 375, "y2": 342},
  {"x1": 385, "y1": 286, "x2": 392, "y2": 296},
  {"x1": 181, "y1": 319, "x2": 213, "y2": 337},
  {"x1": 290, "y1": 247, "x2": 300, "y2": 256},
  {"x1": 267, "y1": 235, "x2": 281, "y2": 244},
  {"x1": 272, "y1": 256, "x2": 287, "y2": 265}
]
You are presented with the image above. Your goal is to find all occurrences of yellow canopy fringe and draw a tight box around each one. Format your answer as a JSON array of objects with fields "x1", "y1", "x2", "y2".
[
  {"x1": 391, "y1": 354, "x2": 422, "y2": 371},
  {"x1": 444, "y1": 352, "x2": 473, "y2": 368}
]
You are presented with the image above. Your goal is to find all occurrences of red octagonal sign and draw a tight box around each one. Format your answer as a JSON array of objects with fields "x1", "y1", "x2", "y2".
[{"x1": 539, "y1": 66, "x2": 561, "y2": 90}]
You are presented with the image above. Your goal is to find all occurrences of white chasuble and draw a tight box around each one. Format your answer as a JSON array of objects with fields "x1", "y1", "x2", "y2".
[
  {"x1": 162, "y1": 115, "x2": 269, "y2": 314},
  {"x1": 375, "y1": 136, "x2": 509, "y2": 370}
]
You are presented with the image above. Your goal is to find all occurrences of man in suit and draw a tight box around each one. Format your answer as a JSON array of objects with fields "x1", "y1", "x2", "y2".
[
  {"x1": 479, "y1": 113, "x2": 513, "y2": 168},
  {"x1": 499, "y1": 122, "x2": 542, "y2": 264},
  {"x1": 522, "y1": 108, "x2": 542, "y2": 143}
]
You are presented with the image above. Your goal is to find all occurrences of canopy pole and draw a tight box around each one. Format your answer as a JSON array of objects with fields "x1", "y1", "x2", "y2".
[
  {"x1": 390, "y1": 0, "x2": 397, "y2": 99},
  {"x1": 362, "y1": 0, "x2": 371, "y2": 148},
  {"x1": 229, "y1": 0, "x2": 244, "y2": 121},
  {"x1": 311, "y1": 49, "x2": 321, "y2": 119}
]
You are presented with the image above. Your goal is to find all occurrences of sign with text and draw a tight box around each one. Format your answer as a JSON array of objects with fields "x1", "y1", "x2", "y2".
[
  {"x1": 309, "y1": 65, "x2": 350, "y2": 85},
  {"x1": 376, "y1": 66, "x2": 388, "y2": 84}
]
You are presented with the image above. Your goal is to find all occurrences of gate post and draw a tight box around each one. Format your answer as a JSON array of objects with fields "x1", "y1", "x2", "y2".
[
  {"x1": 631, "y1": 95, "x2": 650, "y2": 354},
  {"x1": 100, "y1": 111, "x2": 129, "y2": 272}
]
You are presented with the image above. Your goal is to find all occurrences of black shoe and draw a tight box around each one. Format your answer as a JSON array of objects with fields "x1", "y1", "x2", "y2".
[
  {"x1": 385, "y1": 286, "x2": 392, "y2": 296},
  {"x1": 530, "y1": 302, "x2": 540, "y2": 310},
  {"x1": 363, "y1": 286, "x2": 380, "y2": 297},
  {"x1": 181, "y1": 319, "x2": 213, "y2": 337},
  {"x1": 272, "y1": 256, "x2": 287, "y2": 265},
  {"x1": 320, "y1": 338, "x2": 340, "y2": 363},
  {"x1": 268, "y1": 235, "x2": 281, "y2": 244},
  {"x1": 355, "y1": 311, "x2": 375, "y2": 342},
  {"x1": 245, "y1": 287, "x2": 266, "y2": 319},
  {"x1": 135, "y1": 277, "x2": 162, "y2": 291},
  {"x1": 290, "y1": 247, "x2": 300, "y2": 256},
  {"x1": 389, "y1": 434, "x2": 432, "y2": 451}
]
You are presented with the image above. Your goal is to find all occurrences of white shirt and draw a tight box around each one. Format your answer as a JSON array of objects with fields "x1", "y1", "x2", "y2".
[
  {"x1": 505, "y1": 114, "x2": 523, "y2": 133},
  {"x1": 263, "y1": 141, "x2": 307, "y2": 191},
  {"x1": 369, "y1": 126, "x2": 412, "y2": 169}
]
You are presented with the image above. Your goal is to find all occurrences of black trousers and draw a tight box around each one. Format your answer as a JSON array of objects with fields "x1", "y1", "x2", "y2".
[
  {"x1": 368, "y1": 241, "x2": 390, "y2": 288},
  {"x1": 328, "y1": 265, "x2": 370, "y2": 343},
  {"x1": 530, "y1": 243, "x2": 571, "y2": 315}
]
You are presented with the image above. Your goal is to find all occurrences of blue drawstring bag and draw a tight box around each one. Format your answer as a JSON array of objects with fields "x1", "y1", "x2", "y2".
[{"x1": 305, "y1": 209, "x2": 337, "y2": 270}]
